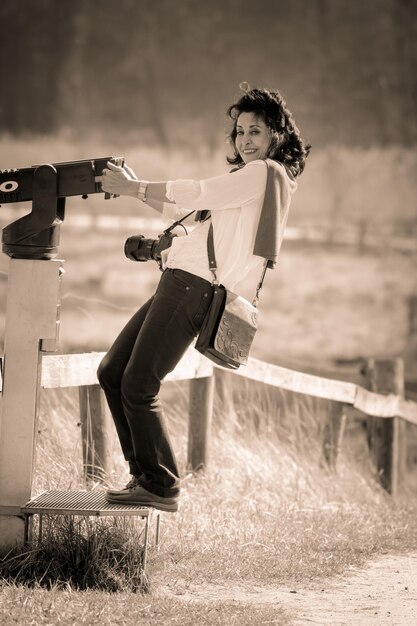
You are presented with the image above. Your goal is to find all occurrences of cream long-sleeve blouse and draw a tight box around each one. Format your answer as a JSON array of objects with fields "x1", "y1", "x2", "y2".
[{"x1": 162, "y1": 159, "x2": 296, "y2": 292}]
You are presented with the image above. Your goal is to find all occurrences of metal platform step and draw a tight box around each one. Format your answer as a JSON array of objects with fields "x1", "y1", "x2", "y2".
[
  {"x1": 20, "y1": 490, "x2": 160, "y2": 571},
  {"x1": 21, "y1": 490, "x2": 153, "y2": 517}
]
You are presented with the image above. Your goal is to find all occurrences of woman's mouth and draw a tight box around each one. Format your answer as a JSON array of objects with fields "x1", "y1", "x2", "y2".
[{"x1": 242, "y1": 149, "x2": 257, "y2": 155}]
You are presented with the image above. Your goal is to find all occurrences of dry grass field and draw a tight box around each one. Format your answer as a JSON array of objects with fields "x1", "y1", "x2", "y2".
[
  {"x1": 0, "y1": 227, "x2": 415, "y2": 371},
  {"x1": 1, "y1": 378, "x2": 417, "y2": 624}
]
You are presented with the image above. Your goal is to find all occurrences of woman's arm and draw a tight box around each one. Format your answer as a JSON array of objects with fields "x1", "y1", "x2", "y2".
[
  {"x1": 166, "y1": 160, "x2": 267, "y2": 211},
  {"x1": 100, "y1": 162, "x2": 175, "y2": 214},
  {"x1": 101, "y1": 159, "x2": 268, "y2": 213}
]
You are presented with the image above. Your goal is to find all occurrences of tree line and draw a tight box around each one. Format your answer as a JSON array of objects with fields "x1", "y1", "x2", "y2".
[{"x1": 0, "y1": 0, "x2": 416, "y2": 147}]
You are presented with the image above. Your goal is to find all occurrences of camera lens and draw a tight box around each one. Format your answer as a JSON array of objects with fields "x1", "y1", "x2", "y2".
[
  {"x1": 124, "y1": 231, "x2": 176, "y2": 262},
  {"x1": 124, "y1": 234, "x2": 146, "y2": 261}
]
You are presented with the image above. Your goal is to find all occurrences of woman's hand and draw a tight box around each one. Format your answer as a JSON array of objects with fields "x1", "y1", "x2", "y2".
[
  {"x1": 99, "y1": 162, "x2": 173, "y2": 211},
  {"x1": 100, "y1": 161, "x2": 139, "y2": 197}
]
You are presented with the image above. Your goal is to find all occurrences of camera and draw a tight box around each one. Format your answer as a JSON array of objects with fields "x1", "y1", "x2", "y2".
[
  {"x1": 124, "y1": 231, "x2": 176, "y2": 263},
  {"x1": 124, "y1": 208, "x2": 195, "y2": 267}
]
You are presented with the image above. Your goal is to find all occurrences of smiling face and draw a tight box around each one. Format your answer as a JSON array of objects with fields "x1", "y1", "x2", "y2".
[{"x1": 235, "y1": 111, "x2": 273, "y2": 164}]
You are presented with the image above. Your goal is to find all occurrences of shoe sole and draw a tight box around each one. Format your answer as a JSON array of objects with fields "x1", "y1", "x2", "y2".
[
  {"x1": 105, "y1": 493, "x2": 179, "y2": 513},
  {"x1": 106, "y1": 488, "x2": 131, "y2": 497}
]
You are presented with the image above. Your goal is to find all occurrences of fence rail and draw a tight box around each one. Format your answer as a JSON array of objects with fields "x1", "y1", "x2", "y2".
[
  {"x1": 16, "y1": 348, "x2": 416, "y2": 425},
  {"x1": 36, "y1": 348, "x2": 213, "y2": 389}
]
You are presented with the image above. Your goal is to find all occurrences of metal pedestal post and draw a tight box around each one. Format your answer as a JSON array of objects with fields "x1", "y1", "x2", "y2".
[{"x1": 0, "y1": 258, "x2": 62, "y2": 549}]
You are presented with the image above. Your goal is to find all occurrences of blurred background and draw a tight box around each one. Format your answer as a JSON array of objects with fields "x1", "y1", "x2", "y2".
[{"x1": 0, "y1": 0, "x2": 416, "y2": 371}]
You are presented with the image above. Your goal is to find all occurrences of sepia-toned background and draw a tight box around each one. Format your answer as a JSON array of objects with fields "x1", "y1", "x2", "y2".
[{"x1": 0, "y1": 0, "x2": 416, "y2": 367}]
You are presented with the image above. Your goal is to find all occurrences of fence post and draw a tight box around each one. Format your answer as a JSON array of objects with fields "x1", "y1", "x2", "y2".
[
  {"x1": 79, "y1": 384, "x2": 112, "y2": 484},
  {"x1": 213, "y1": 368, "x2": 239, "y2": 434},
  {"x1": 357, "y1": 219, "x2": 368, "y2": 254},
  {"x1": 404, "y1": 296, "x2": 417, "y2": 395},
  {"x1": 323, "y1": 402, "x2": 347, "y2": 470},
  {"x1": 187, "y1": 376, "x2": 215, "y2": 471},
  {"x1": 364, "y1": 358, "x2": 405, "y2": 496}
]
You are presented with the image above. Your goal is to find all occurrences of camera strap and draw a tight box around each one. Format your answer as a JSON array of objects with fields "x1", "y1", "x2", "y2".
[{"x1": 163, "y1": 210, "x2": 196, "y2": 235}]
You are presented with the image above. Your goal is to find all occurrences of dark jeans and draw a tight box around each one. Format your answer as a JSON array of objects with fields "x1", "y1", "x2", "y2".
[{"x1": 97, "y1": 268, "x2": 213, "y2": 498}]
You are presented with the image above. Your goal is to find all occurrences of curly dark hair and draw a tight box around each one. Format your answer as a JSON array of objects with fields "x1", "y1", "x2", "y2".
[{"x1": 227, "y1": 87, "x2": 311, "y2": 177}]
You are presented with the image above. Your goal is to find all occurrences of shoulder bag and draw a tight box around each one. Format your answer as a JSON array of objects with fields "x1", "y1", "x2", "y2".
[{"x1": 195, "y1": 222, "x2": 268, "y2": 370}]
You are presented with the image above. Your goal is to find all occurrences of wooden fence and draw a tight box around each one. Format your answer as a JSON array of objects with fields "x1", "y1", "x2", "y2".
[{"x1": 21, "y1": 344, "x2": 417, "y2": 498}]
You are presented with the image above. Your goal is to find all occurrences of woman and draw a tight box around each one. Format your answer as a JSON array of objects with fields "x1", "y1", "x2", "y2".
[{"x1": 98, "y1": 87, "x2": 310, "y2": 512}]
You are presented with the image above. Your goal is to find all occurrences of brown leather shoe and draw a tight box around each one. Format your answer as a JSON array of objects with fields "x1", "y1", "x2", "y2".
[{"x1": 106, "y1": 483, "x2": 179, "y2": 512}]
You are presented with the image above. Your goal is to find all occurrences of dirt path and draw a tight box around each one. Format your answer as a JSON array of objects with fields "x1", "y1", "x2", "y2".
[{"x1": 159, "y1": 552, "x2": 417, "y2": 625}]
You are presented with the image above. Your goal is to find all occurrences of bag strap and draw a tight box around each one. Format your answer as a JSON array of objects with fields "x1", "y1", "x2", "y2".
[
  {"x1": 207, "y1": 222, "x2": 269, "y2": 307},
  {"x1": 207, "y1": 222, "x2": 219, "y2": 284}
]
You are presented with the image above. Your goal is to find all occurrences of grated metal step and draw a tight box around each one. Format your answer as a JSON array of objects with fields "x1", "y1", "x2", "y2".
[{"x1": 21, "y1": 490, "x2": 152, "y2": 517}]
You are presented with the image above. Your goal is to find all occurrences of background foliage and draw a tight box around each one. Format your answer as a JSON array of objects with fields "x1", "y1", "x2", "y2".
[{"x1": 1, "y1": 0, "x2": 416, "y2": 147}]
